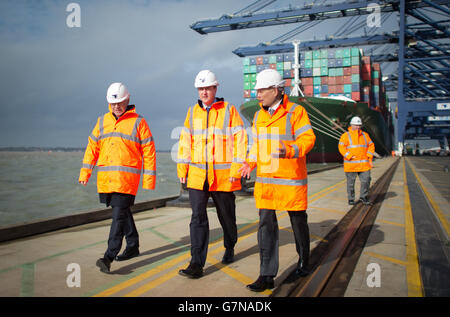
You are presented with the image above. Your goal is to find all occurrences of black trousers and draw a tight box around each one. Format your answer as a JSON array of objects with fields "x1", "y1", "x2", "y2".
[
  {"x1": 188, "y1": 182, "x2": 237, "y2": 267},
  {"x1": 101, "y1": 193, "x2": 139, "y2": 261},
  {"x1": 258, "y1": 209, "x2": 310, "y2": 277}
]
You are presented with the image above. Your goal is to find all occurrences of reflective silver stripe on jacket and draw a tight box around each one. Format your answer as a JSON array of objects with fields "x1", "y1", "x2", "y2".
[
  {"x1": 98, "y1": 114, "x2": 148, "y2": 145},
  {"x1": 98, "y1": 132, "x2": 141, "y2": 143},
  {"x1": 256, "y1": 176, "x2": 307, "y2": 186},
  {"x1": 82, "y1": 163, "x2": 95, "y2": 170},
  {"x1": 344, "y1": 160, "x2": 369, "y2": 163},
  {"x1": 143, "y1": 169, "x2": 156, "y2": 176},
  {"x1": 89, "y1": 133, "x2": 98, "y2": 143},
  {"x1": 97, "y1": 166, "x2": 141, "y2": 175},
  {"x1": 190, "y1": 103, "x2": 240, "y2": 137},
  {"x1": 254, "y1": 104, "x2": 312, "y2": 141},
  {"x1": 189, "y1": 162, "x2": 232, "y2": 170},
  {"x1": 347, "y1": 131, "x2": 368, "y2": 148}
]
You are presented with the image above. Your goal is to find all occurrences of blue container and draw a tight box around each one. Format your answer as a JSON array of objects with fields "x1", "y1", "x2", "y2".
[
  {"x1": 352, "y1": 83, "x2": 361, "y2": 92},
  {"x1": 321, "y1": 85, "x2": 328, "y2": 93},
  {"x1": 257, "y1": 65, "x2": 265, "y2": 72},
  {"x1": 328, "y1": 49, "x2": 336, "y2": 58},
  {"x1": 336, "y1": 59, "x2": 343, "y2": 67},
  {"x1": 276, "y1": 54, "x2": 284, "y2": 62},
  {"x1": 263, "y1": 56, "x2": 269, "y2": 64},
  {"x1": 283, "y1": 70, "x2": 292, "y2": 79},
  {"x1": 250, "y1": 57, "x2": 257, "y2": 65},
  {"x1": 304, "y1": 68, "x2": 313, "y2": 77},
  {"x1": 328, "y1": 59, "x2": 336, "y2": 67},
  {"x1": 313, "y1": 85, "x2": 321, "y2": 94},
  {"x1": 250, "y1": 90, "x2": 257, "y2": 98},
  {"x1": 284, "y1": 53, "x2": 294, "y2": 62}
]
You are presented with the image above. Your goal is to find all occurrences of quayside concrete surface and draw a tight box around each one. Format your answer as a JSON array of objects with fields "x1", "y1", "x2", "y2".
[{"x1": 0, "y1": 156, "x2": 427, "y2": 297}]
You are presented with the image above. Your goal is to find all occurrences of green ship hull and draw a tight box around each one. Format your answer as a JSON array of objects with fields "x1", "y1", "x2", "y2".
[{"x1": 240, "y1": 96, "x2": 393, "y2": 163}]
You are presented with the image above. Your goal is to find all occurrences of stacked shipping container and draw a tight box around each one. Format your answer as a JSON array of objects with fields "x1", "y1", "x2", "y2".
[{"x1": 242, "y1": 47, "x2": 387, "y2": 113}]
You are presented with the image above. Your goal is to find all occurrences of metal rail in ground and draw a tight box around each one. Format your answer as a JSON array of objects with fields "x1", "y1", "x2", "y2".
[{"x1": 273, "y1": 158, "x2": 400, "y2": 297}]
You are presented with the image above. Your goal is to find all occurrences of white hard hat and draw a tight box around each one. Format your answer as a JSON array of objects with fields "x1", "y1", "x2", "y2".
[
  {"x1": 350, "y1": 116, "x2": 362, "y2": 126},
  {"x1": 106, "y1": 82, "x2": 130, "y2": 103},
  {"x1": 254, "y1": 69, "x2": 285, "y2": 90},
  {"x1": 194, "y1": 70, "x2": 219, "y2": 88}
]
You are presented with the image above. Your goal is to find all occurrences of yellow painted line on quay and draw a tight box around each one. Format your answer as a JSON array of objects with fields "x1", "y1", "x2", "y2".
[
  {"x1": 364, "y1": 251, "x2": 408, "y2": 267},
  {"x1": 94, "y1": 178, "x2": 346, "y2": 297},
  {"x1": 403, "y1": 159, "x2": 424, "y2": 297},
  {"x1": 406, "y1": 157, "x2": 450, "y2": 238}
]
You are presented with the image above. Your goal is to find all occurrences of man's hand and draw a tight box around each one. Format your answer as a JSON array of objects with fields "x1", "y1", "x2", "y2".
[
  {"x1": 179, "y1": 177, "x2": 186, "y2": 184},
  {"x1": 271, "y1": 142, "x2": 287, "y2": 158},
  {"x1": 238, "y1": 162, "x2": 252, "y2": 179},
  {"x1": 79, "y1": 180, "x2": 88, "y2": 186}
]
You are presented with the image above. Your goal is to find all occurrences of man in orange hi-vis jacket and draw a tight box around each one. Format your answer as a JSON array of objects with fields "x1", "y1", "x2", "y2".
[
  {"x1": 338, "y1": 116, "x2": 375, "y2": 206},
  {"x1": 176, "y1": 70, "x2": 247, "y2": 279},
  {"x1": 79, "y1": 82, "x2": 156, "y2": 273},
  {"x1": 240, "y1": 69, "x2": 316, "y2": 292}
]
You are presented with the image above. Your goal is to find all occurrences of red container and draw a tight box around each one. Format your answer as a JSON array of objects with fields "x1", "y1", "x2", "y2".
[
  {"x1": 285, "y1": 79, "x2": 292, "y2": 87},
  {"x1": 343, "y1": 67, "x2": 352, "y2": 76},
  {"x1": 244, "y1": 90, "x2": 251, "y2": 98},
  {"x1": 321, "y1": 77, "x2": 328, "y2": 85},
  {"x1": 343, "y1": 75, "x2": 352, "y2": 84},
  {"x1": 304, "y1": 86, "x2": 313, "y2": 96},
  {"x1": 256, "y1": 57, "x2": 264, "y2": 65},
  {"x1": 269, "y1": 64, "x2": 276, "y2": 70},
  {"x1": 351, "y1": 65, "x2": 360, "y2": 74},
  {"x1": 336, "y1": 76, "x2": 344, "y2": 85},
  {"x1": 335, "y1": 85, "x2": 344, "y2": 93},
  {"x1": 328, "y1": 77, "x2": 336, "y2": 85},
  {"x1": 372, "y1": 63, "x2": 380, "y2": 71},
  {"x1": 352, "y1": 92, "x2": 361, "y2": 101},
  {"x1": 328, "y1": 85, "x2": 336, "y2": 94},
  {"x1": 302, "y1": 77, "x2": 313, "y2": 85}
]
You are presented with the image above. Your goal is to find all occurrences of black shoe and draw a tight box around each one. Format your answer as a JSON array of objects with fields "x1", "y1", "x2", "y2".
[
  {"x1": 348, "y1": 199, "x2": 355, "y2": 205},
  {"x1": 295, "y1": 259, "x2": 310, "y2": 277},
  {"x1": 221, "y1": 249, "x2": 234, "y2": 264},
  {"x1": 179, "y1": 263, "x2": 203, "y2": 279},
  {"x1": 115, "y1": 248, "x2": 140, "y2": 261},
  {"x1": 359, "y1": 197, "x2": 373, "y2": 205},
  {"x1": 246, "y1": 276, "x2": 274, "y2": 292},
  {"x1": 96, "y1": 257, "x2": 111, "y2": 274}
]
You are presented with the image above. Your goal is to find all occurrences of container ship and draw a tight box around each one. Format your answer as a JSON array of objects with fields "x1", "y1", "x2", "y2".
[{"x1": 240, "y1": 47, "x2": 394, "y2": 163}]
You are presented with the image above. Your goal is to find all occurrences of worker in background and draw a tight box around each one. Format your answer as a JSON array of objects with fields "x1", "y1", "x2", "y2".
[
  {"x1": 79, "y1": 82, "x2": 156, "y2": 273},
  {"x1": 239, "y1": 69, "x2": 316, "y2": 292},
  {"x1": 338, "y1": 116, "x2": 375, "y2": 206},
  {"x1": 176, "y1": 70, "x2": 247, "y2": 278}
]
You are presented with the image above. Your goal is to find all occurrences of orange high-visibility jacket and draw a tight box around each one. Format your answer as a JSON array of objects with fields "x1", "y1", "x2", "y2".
[
  {"x1": 338, "y1": 127, "x2": 375, "y2": 172},
  {"x1": 247, "y1": 94, "x2": 316, "y2": 211},
  {"x1": 79, "y1": 105, "x2": 156, "y2": 196},
  {"x1": 177, "y1": 98, "x2": 247, "y2": 192}
]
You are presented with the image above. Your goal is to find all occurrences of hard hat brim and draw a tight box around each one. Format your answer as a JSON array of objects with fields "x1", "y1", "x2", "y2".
[
  {"x1": 107, "y1": 94, "x2": 129, "y2": 104},
  {"x1": 194, "y1": 82, "x2": 219, "y2": 88}
]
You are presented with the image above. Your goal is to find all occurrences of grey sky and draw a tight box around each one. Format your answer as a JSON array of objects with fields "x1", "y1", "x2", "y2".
[{"x1": 0, "y1": 0, "x2": 398, "y2": 150}]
